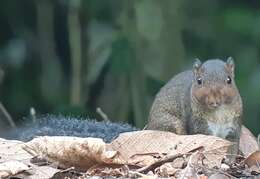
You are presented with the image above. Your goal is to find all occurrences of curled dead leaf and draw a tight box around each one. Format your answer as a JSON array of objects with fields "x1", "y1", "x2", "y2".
[{"x1": 22, "y1": 136, "x2": 125, "y2": 170}]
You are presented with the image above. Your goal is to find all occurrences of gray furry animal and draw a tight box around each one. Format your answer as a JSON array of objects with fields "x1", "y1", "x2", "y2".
[
  {"x1": 5, "y1": 115, "x2": 136, "y2": 142},
  {"x1": 147, "y1": 58, "x2": 243, "y2": 155}
]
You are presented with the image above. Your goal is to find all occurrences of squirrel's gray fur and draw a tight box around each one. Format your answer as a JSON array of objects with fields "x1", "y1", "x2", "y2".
[
  {"x1": 147, "y1": 58, "x2": 243, "y2": 157},
  {"x1": 5, "y1": 115, "x2": 137, "y2": 142}
]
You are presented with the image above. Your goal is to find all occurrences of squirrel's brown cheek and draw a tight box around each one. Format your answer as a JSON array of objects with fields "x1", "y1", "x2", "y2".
[
  {"x1": 192, "y1": 87, "x2": 210, "y2": 105},
  {"x1": 194, "y1": 86, "x2": 225, "y2": 108},
  {"x1": 220, "y1": 87, "x2": 237, "y2": 104}
]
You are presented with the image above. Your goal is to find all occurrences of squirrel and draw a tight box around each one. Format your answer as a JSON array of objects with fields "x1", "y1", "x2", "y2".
[
  {"x1": 146, "y1": 58, "x2": 243, "y2": 155},
  {"x1": 5, "y1": 115, "x2": 137, "y2": 142}
]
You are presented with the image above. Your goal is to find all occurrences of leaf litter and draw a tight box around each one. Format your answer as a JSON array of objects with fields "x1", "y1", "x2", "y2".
[{"x1": 0, "y1": 129, "x2": 259, "y2": 178}]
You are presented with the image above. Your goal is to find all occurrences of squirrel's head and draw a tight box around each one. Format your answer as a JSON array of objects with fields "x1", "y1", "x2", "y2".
[{"x1": 191, "y1": 57, "x2": 239, "y2": 110}]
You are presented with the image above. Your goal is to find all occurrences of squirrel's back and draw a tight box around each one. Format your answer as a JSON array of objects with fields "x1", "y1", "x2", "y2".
[{"x1": 147, "y1": 70, "x2": 193, "y2": 133}]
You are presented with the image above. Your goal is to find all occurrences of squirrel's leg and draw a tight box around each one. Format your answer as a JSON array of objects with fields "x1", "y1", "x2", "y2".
[
  {"x1": 225, "y1": 123, "x2": 241, "y2": 162},
  {"x1": 188, "y1": 117, "x2": 211, "y2": 135},
  {"x1": 147, "y1": 112, "x2": 187, "y2": 134}
]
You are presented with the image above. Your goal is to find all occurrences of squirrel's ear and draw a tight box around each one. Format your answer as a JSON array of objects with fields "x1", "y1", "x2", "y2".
[
  {"x1": 193, "y1": 58, "x2": 202, "y2": 74},
  {"x1": 193, "y1": 58, "x2": 202, "y2": 69},
  {"x1": 226, "y1": 57, "x2": 235, "y2": 74}
]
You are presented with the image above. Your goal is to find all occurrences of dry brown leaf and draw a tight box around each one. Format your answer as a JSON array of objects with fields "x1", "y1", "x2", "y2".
[
  {"x1": 27, "y1": 165, "x2": 60, "y2": 179},
  {"x1": 157, "y1": 162, "x2": 180, "y2": 176},
  {"x1": 240, "y1": 126, "x2": 259, "y2": 156},
  {"x1": 0, "y1": 138, "x2": 60, "y2": 179},
  {"x1": 0, "y1": 160, "x2": 30, "y2": 178},
  {"x1": 86, "y1": 165, "x2": 129, "y2": 177},
  {"x1": 249, "y1": 165, "x2": 260, "y2": 174},
  {"x1": 171, "y1": 157, "x2": 186, "y2": 169},
  {"x1": 110, "y1": 130, "x2": 231, "y2": 168},
  {"x1": 208, "y1": 173, "x2": 230, "y2": 179},
  {"x1": 0, "y1": 138, "x2": 30, "y2": 162},
  {"x1": 22, "y1": 136, "x2": 125, "y2": 170},
  {"x1": 244, "y1": 150, "x2": 260, "y2": 167}
]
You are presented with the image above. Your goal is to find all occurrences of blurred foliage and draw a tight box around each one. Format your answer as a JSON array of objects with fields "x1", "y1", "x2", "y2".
[{"x1": 0, "y1": 0, "x2": 259, "y2": 135}]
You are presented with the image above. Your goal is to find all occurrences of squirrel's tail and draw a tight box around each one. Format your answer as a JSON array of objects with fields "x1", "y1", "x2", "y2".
[{"x1": 4, "y1": 115, "x2": 137, "y2": 142}]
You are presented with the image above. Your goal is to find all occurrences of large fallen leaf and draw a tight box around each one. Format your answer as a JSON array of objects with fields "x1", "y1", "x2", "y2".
[
  {"x1": 110, "y1": 130, "x2": 232, "y2": 168},
  {"x1": 22, "y1": 136, "x2": 124, "y2": 170},
  {"x1": 0, "y1": 160, "x2": 30, "y2": 178}
]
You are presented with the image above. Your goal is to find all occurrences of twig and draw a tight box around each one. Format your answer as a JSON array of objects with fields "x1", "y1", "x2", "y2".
[
  {"x1": 59, "y1": 167, "x2": 75, "y2": 173},
  {"x1": 136, "y1": 153, "x2": 184, "y2": 173},
  {"x1": 142, "y1": 124, "x2": 148, "y2": 130},
  {"x1": 136, "y1": 146, "x2": 205, "y2": 173},
  {"x1": 96, "y1": 107, "x2": 109, "y2": 121},
  {"x1": 130, "y1": 152, "x2": 166, "y2": 158},
  {"x1": 0, "y1": 102, "x2": 16, "y2": 128},
  {"x1": 30, "y1": 107, "x2": 37, "y2": 123}
]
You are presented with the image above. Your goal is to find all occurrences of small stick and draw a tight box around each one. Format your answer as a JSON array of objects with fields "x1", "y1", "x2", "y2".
[
  {"x1": 96, "y1": 107, "x2": 109, "y2": 121},
  {"x1": 0, "y1": 102, "x2": 16, "y2": 128},
  {"x1": 136, "y1": 153, "x2": 184, "y2": 173},
  {"x1": 130, "y1": 152, "x2": 166, "y2": 158},
  {"x1": 136, "y1": 146, "x2": 204, "y2": 173},
  {"x1": 59, "y1": 167, "x2": 75, "y2": 173},
  {"x1": 30, "y1": 107, "x2": 37, "y2": 123}
]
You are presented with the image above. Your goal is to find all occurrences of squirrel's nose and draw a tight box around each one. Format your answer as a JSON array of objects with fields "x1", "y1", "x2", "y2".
[{"x1": 209, "y1": 101, "x2": 219, "y2": 108}]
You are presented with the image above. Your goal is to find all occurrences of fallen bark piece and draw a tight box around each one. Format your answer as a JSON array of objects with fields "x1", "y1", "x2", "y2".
[
  {"x1": 22, "y1": 136, "x2": 125, "y2": 170},
  {"x1": 111, "y1": 130, "x2": 232, "y2": 168},
  {"x1": 0, "y1": 160, "x2": 30, "y2": 178}
]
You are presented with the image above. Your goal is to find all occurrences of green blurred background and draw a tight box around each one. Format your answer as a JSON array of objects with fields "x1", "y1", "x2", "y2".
[{"x1": 0, "y1": 0, "x2": 259, "y2": 135}]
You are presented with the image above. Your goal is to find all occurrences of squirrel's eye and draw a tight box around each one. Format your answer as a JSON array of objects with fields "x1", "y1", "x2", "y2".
[
  {"x1": 226, "y1": 76, "x2": 232, "y2": 84},
  {"x1": 197, "y1": 77, "x2": 202, "y2": 85}
]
